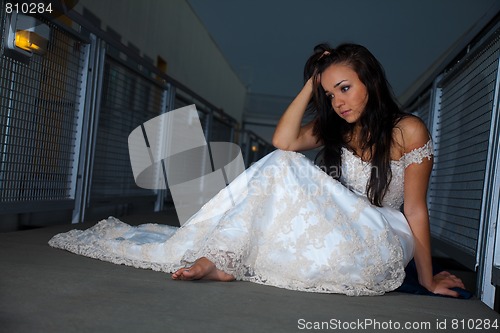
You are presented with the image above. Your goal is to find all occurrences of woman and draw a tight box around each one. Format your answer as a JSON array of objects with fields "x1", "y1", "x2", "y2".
[{"x1": 50, "y1": 43, "x2": 464, "y2": 296}]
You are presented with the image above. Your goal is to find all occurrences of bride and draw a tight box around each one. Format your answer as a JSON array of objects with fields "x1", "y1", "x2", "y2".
[{"x1": 49, "y1": 43, "x2": 464, "y2": 296}]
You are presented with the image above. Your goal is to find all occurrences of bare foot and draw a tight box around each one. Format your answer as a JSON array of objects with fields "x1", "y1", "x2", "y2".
[{"x1": 171, "y1": 257, "x2": 235, "y2": 282}]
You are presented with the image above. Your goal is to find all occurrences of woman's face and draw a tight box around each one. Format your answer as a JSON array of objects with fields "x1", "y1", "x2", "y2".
[{"x1": 320, "y1": 63, "x2": 368, "y2": 124}]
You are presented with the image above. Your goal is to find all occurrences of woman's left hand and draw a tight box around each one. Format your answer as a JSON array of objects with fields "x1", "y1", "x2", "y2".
[{"x1": 428, "y1": 271, "x2": 466, "y2": 297}]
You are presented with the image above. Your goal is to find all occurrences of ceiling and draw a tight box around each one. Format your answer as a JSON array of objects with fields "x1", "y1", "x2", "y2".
[{"x1": 187, "y1": 0, "x2": 499, "y2": 111}]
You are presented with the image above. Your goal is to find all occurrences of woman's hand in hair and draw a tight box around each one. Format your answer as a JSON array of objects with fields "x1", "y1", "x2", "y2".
[{"x1": 272, "y1": 78, "x2": 322, "y2": 152}]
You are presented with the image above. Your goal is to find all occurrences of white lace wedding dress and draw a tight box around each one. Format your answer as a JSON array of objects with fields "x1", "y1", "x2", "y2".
[{"x1": 49, "y1": 141, "x2": 433, "y2": 296}]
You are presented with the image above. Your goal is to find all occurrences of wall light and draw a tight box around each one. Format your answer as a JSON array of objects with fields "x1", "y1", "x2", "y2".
[{"x1": 4, "y1": 13, "x2": 50, "y2": 59}]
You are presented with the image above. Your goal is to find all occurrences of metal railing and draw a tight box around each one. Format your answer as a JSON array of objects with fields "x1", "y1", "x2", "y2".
[
  {"x1": 404, "y1": 13, "x2": 500, "y2": 307},
  {"x1": 0, "y1": 3, "x2": 273, "y2": 225}
]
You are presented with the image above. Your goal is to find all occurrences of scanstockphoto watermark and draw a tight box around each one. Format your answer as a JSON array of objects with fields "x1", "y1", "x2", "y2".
[
  {"x1": 247, "y1": 166, "x2": 355, "y2": 199},
  {"x1": 251, "y1": 159, "x2": 381, "y2": 180},
  {"x1": 246, "y1": 161, "x2": 379, "y2": 198},
  {"x1": 297, "y1": 317, "x2": 499, "y2": 331},
  {"x1": 298, "y1": 318, "x2": 432, "y2": 330},
  {"x1": 128, "y1": 105, "x2": 247, "y2": 226}
]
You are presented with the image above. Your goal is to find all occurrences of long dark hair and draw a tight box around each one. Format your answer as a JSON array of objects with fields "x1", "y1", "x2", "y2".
[{"x1": 306, "y1": 43, "x2": 407, "y2": 207}]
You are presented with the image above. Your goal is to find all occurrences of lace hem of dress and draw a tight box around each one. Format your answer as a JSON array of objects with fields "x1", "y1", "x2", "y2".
[
  {"x1": 48, "y1": 217, "x2": 182, "y2": 273},
  {"x1": 243, "y1": 267, "x2": 406, "y2": 296},
  {"x1": 183, "y1": 248, "x2": 406, "y2": 296},
  {"x1": 48, "y1": 229, "x2": 180, "y2": 273}
]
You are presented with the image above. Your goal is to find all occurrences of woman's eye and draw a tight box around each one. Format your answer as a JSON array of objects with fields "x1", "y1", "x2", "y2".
[
  {"x1": 326, "y1": 93, "x2": 334, "y2": 100},
  {"x1": 341, "y1": 86, "x2": 350, "y2": 92}
]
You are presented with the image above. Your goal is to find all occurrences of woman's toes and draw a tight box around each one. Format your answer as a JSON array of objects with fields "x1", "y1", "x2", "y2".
[{"x1": 171, "y1": 268, "x2": 186, "y2": 280}]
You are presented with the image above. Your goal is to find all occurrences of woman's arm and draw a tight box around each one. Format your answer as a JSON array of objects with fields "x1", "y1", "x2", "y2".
[
  {"x1": 272, "y1": 78, "x2": 322, "y2": 151},
  {"x1": 399, "y1": 117, "x2": 465, "y2": 297}
]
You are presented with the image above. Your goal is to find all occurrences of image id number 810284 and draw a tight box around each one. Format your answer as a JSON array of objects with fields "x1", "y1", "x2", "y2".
[{"x1": 5, "y1": 2, "x2": 53, "y2": 14}]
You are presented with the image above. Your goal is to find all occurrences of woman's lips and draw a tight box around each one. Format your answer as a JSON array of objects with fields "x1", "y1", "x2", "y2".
[{"x1": 340, "y1": 109, "x2": 351, "y2": 116}]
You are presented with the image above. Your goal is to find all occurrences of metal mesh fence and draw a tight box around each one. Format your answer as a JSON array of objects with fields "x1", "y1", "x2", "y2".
[
  {"x1": 0, "y1": 6, "x2": 266, "y2": 219},
  {"x1": 428, "y1": 32, "x2": 500, "y2": 258},
  {"x1": 90, "y1": 53, "x2": 165, "y2": 200},
  {"x1": 0, "y1": 14, "x2": 85, "y2": 205}
]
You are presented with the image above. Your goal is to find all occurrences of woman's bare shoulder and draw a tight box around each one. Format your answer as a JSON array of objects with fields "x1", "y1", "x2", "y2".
[{"x1": 394, "y1": 115, "x2": 430, "y2": 153}]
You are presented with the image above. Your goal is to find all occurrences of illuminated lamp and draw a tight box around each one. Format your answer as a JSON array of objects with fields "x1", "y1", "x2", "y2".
[{"x1": 4, "y1": 13, "x2": 50, "y2": 59}]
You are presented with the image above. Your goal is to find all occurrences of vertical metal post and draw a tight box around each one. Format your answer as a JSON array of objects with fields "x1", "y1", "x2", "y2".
[
  {"x1": 72, "y1": 35, "x2": 106, "y2": 223},
  {"x1": 203, "y1": 108, "x2": 215, "y2": 174},
  {"x1": 0, "y1": 14, "x2": 16, "y2": 192},
  {"x1": 428, "y1": 74, "x2": 442, "y2": 154},
  {"x1": 0, "y1": 63, "x2": 16, "y2": 199},
  {"x1": 426, "y1": 75, "x2": 443, "y2": 214},
  {"x1": 229, "y1": 121, "x2": 235, "y2": 144},
  {"x1": 154, "y1": 83, "x2": 171, "y2": 212},
  {"x1": 243, "y1": 132, "x2": 250, "y2": 167},
  {"x1": 204, "y1": 108, "x2": 213, "y2": 143},
  {"x1": 477, "y1": 51, "x2": 500, "y2": 308},
  {"x1": 70, "y1": 40, "x2": 91, "y2": 204}
]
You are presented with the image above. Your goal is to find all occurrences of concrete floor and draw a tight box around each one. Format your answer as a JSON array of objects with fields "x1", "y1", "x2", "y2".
[{"x1": 1, "y1": 212, "x2": 499, "y2": 333}]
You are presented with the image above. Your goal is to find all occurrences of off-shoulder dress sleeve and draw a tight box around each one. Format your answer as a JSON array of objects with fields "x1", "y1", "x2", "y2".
[{"x1": 402, "y1": 139, "x2": 433, "y2": 169}]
